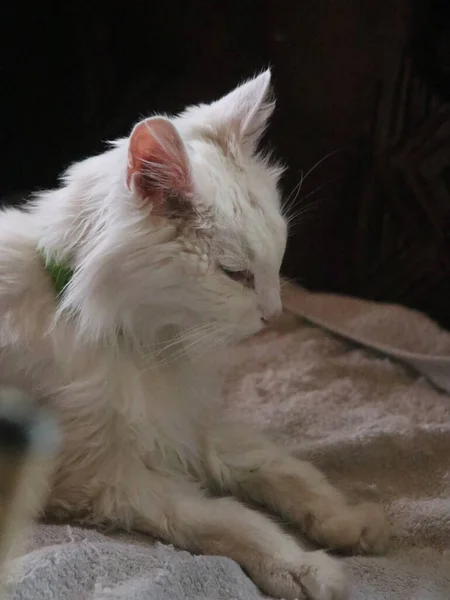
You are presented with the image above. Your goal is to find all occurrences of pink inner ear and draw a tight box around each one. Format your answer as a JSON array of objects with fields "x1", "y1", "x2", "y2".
[{"x1": 126, "y1": 117, "x2": 192, "y2": 204}]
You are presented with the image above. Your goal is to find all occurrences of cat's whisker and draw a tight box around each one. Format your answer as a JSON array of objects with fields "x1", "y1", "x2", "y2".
[
  {"x1": 282, "y1": 172, "x2": 304, "y2": 217},
  {"x1": 285, "y1": 197, "x2": 324, "y2": 226},
  {"x1": 179, "y1": 327, "x2": 234, "y2": 365},
  {"x1": 142, "y1": 326, "x2": 216, "y2": 369},
  {"x1": 152, "y1": 325, "x2": 223, "y2": 368},
  {"x1": 280, "y1": 277, "x2": 294, "y2": 289},
  {"x1": 133, "y1": 324, "x2": 214, "y2": 369},
  {"x1": 176, "y1": 323, "x2": 233, "y2": 361},
  {"x1": 282, "y1": 148, "x2": 342, "y2": 223},
  {"x1": 283, "y1": 183, "x2": 326, "y2": 221},
  {"x1": 147, "y1": 325, "x2": 207, "y2": 347},
  {"x1": 291, "y1": 184, "x2": 326, "y2": 211},
  {"x1": 148, "y1": 322, "x2": 215, "y2": 357},
  {"x1": 299, "y1": 148, "x2": 342, "y2": 185}
]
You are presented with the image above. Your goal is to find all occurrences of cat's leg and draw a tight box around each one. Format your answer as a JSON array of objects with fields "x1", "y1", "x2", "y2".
[
  {"x1": 204, "y1": 424, "x2": 389, "y2": 555},
  {"x1": 100, "y1": 463, "x2": 347, "y2": 600}
]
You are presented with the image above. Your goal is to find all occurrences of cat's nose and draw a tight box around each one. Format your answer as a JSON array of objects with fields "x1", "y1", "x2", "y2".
[
  {"x1": 259, "y1": 287, "x2": 283, "y2": 326},
  {"x1": 260, "y1": 308, "x2": 282, "y2": 326}
]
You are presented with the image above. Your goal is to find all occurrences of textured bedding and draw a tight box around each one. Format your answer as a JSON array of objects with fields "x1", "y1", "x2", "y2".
[{"x1": 4, "y1": 285, "x2": 450, "y2": 599}]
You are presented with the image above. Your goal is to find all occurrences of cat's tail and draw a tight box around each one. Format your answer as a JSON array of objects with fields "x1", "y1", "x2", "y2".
[{"x1": 0, "y1": 387, "x2": 59, "y2": 596}]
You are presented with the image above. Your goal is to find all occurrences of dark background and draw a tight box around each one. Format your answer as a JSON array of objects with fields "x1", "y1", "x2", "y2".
[{"x1": 2, "y1": 0, "x2": 450, "y2": 326}]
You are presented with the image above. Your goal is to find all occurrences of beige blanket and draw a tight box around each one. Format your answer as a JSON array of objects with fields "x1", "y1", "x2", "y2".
[{"x1": 5, "y1": 285, "x2": 450, "y2": 599}]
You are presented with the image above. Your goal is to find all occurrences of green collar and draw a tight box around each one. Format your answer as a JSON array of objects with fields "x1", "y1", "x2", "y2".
[{"x1": 39, "y1": 248, "x2": 74, "y2": 295}]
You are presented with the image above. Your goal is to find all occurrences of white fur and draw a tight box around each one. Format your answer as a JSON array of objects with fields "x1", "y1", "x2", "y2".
[{"x1": 0, "y1": 71, "x2": 388, "y2": 600}]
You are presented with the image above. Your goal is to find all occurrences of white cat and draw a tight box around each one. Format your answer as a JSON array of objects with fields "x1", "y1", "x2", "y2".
[{"x1": 0, "y1": 71, "x2": 388, "y2": 599}]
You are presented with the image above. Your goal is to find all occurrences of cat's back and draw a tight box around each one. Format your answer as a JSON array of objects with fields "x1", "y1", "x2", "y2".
[
  {"x1": 0, "y1": 207, "x2": 48, "y2": 307},
  {"x1": 0, "y1": 207, "x2": 59, "y2": 385}
]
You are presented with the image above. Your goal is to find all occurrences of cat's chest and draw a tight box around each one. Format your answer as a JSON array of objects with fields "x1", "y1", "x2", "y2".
[
  {"x1": 112, "y1": 353, "x2": 210, "y2": 471},
  {"x1": 12, "y1": 327, "x2": 216, "y2": 473},
  {"x1": 66, "y1": 347, "x2": 213, "y2": 471}
]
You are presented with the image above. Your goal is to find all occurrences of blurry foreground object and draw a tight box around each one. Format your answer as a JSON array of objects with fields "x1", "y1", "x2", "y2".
[{"x1": 0, "y1": 387, "x2": 59, "y2": 598}]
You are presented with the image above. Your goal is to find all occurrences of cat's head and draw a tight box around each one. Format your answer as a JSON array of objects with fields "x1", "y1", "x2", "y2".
[{"x1": 62, "y1": 70, "x2": 287, "y2": 346}]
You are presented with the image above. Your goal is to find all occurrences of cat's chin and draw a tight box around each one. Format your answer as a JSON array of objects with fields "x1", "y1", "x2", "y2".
[{"x1": 228, "y1": 323, "x2": 266, "y2": 345}]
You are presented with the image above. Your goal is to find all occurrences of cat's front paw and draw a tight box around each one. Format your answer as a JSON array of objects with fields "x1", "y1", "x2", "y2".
[
  {"x1": 248, "y1": 550, "x2": 348, "y2": 600},
  {"x1": 311, "y1": 501, "x2": 389, "y2": 555}
]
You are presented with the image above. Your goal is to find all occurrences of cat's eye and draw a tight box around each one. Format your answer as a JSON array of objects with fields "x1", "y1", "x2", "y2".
[{"x1": 220, "y1": 265, "x2": 255, "y2": 289}]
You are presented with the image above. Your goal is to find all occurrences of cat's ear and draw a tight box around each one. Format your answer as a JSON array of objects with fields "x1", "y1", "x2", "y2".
[
  {"x1": 126, "y1": 117, "x2": 192, "y2": 214},
  {"x1": 212, "y1": 69, "x2": 275, "y2": 151}
]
